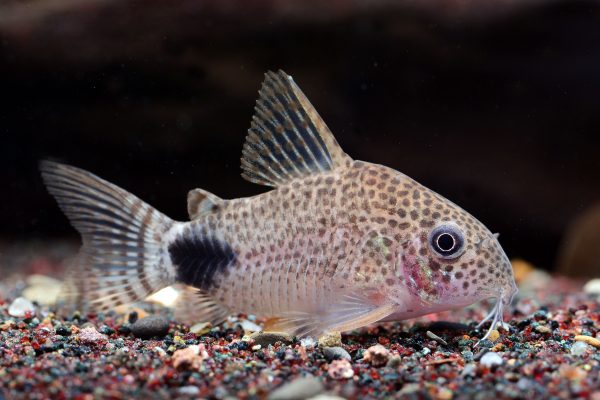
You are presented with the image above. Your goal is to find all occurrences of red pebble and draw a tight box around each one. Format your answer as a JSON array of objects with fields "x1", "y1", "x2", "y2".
[{"x1": 378, "y1": 336, "x2": 390, "y2": 345}]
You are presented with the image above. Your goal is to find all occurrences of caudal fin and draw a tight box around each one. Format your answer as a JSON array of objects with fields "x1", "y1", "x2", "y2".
[{"x1": 40, "y1": 160, "x2": 179, "y2": 313}]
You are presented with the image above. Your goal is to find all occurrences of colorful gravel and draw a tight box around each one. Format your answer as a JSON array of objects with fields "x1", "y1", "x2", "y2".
[{"x1": 0, "y1": 256, "x2": 598, "y2": 399}]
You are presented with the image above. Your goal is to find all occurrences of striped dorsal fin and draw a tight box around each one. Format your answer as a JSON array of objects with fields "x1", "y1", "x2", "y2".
[{"x1": 241, "y1": 70, "x2": 352, "y2": 187}]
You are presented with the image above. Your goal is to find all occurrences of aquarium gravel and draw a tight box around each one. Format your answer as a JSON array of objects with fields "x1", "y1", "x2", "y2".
[{"x1": 0, "y1": 269, "x2": 598, "y2": 399}]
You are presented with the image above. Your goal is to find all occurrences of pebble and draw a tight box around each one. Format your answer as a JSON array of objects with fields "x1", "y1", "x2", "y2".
[
  {"x1": 0, "y1": 320, "x2": 15, "y2": 331},
  {"x1": 426, "y1": 330, "x2": 448, "y2": 346},
  {"x1": 56, "y1": 326, "x2": 71, "y2": 336},
  {"x1": 461, "y1": 350, "x2": 474, "y2": 363},
  {"x1": 398, "y1": 383, "x2": 421, "y2": 396},
  {"x1": 363, "y1": 344, "x2": 390, "y2": 367},
  {"x1": 322, "y1": 346, "x2": 351, "y2": 362},
  {"x1": 178, "y1": 386, "x2": 200, "y2": 396},
  {"x1": 385, "y1": 355, "x2": 402, "y2": 368},
  {"x1": 327, "y1": 359, "x2": 354, "y2": 379},
  {"x1": 128, "y1": 311, "x2": 139, "y2": 324},
  {"x1": 307, "y1": 396, "x2": 346, "y2": 400},
  {"x1": 574, "y1": 335, "x2": 600, "y2": 349},
  {"x1": 535, "y1": 325, "x2": 552, "y2": 334},
  {"x1": 22, "y1": 275, "x2": 63, "y2": 305},
  {"x1": 583, "y1": 278, "x2": 600, "y2": 296},
  {"x1": 77, "y1": 327, "x2": 108, "y2": 345},
  {"x1": 517, "y1": 377, "x2": 533, "y2": 391},
  {"x1": 189, "y1": 322, "x2": 212, "y2": 335},
  {"x1": 480, "y1": 351, "x2": 503, "y2": 367},
  {"x1": 250, "y1": 331, "x2": 294, "y2": 347},
  {"x1": 570, "y1": 341, "x2": 591, "y2": 356},
  {"x1": 559, "y1": 365, "x2": 587, "y2": 381},
  {"x1": 240, "y1": 319, "x2": 263, "y2": 332},
  {"x1": 300, "y1": 337, "x2": 317, "y2": 348},
  {"x1": 131, "y1": 316, "x2": 170, "y2": 339},
  {"x1": 154, "y1": 346, "x2": 167, "y2": 358},
  {"x1": 8, "y1": 297, "x2": 35, "y2": 317},
  {"x1": 436, "y1": 388, "x2": 454, "y2": 400},
  {"x1": 488, "y1": 329, "x2": 500, "y2": 342},
  {"x1": 268, "y1": 375, "x2": 324, "y2": 400},
  {"x1": 461, "y1": 363, "x2": 477, "y2": 377},
  {"x1": 318, "y1": 332, "x2": 342, "y2": 348},
  {"x1": 172, "y1": 345, "x2": 205, "y2": 371}
]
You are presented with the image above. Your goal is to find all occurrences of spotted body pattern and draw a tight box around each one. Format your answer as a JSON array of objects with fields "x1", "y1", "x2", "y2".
[{"x1": 41, "y1": 70, "x2": 517, "y2": 339}]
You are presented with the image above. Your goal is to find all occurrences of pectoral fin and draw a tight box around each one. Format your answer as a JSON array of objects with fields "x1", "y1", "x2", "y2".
[{"x1": 270, "y1": 290, "x2": 395, "y2": 338}]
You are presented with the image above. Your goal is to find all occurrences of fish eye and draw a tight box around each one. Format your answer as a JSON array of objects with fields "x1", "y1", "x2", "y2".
[{"x1": 429, "y1": 225, "x2": 465, "y2": 259}]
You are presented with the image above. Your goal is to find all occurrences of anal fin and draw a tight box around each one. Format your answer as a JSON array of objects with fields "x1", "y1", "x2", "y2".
[{"x1": 173, "y1": 284, "x2": 230, "y2": 326}]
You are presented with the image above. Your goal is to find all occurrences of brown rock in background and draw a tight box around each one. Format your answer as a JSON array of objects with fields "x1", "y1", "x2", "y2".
[
  {"x1": 1, "y1": 0, "x2": 599, "y2": 271},
  {"x1": 557, "y1": 203, "x2": 600, "y2": 279}
]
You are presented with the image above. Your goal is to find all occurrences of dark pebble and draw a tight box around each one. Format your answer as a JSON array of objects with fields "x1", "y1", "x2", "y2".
[
  {"x1": 128, "y1": 311, "x2": 139, "y2": 324},
  {"x1": 477, "y1": 339, "x2": 493, "y2": 349},
  {"x1": 249, "y1": 332, "x2": 293, "y2": 347},
  {"x1": 56, "y1": 326, "x2": 71, "y2": 336},
  {"x1": 131, "y1": 316, "x2": 170, "y2": 339},
  {"x1": 322, "y1": 346, "x2": 352, "y2": 361},
  {"x1": 268, "y1": 376, "x2": 323, "y2": 400},
  {"x1": 99, "y1": 325, "x2": 115, "y2": 335},
  {"x1": 403, "y1": 338, "x2": 423, "y2": 351},
  {"x1": 517, "y1": 319, "x2": 531, "y2": 329},
  {"x1": 118, "y1": 325, "x2": 132, "y2": 334},
  {"x1": 534, "y1": 311, "x2": 547, "y2": 320}
]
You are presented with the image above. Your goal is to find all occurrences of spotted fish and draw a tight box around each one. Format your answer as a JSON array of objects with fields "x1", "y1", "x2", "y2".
[{"x1": 41, "y1": 70, "x2": 517, "y2": 340}]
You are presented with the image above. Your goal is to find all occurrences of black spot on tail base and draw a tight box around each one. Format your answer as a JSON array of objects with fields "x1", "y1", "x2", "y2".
[{"x1": 169, "y1": 232, "x2": 236, "y2": 291}]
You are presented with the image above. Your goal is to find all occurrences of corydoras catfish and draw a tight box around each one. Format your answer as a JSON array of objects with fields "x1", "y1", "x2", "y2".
[{"x1": 41, "y1": 70, "x2": 517, "y2": 340}]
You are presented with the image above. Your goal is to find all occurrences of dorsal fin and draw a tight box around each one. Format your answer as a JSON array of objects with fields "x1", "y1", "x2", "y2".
[
  {"x1": 187, "y1": 189, "x2": 223, "y2": 220},
  {"x1": 241, "y1": 70, "x2": 352, "y2": 187}
]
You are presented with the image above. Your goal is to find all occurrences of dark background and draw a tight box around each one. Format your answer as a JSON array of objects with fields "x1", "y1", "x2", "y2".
[{"x1": 1, "y1": 0, "x2": 599, "y2": 272}]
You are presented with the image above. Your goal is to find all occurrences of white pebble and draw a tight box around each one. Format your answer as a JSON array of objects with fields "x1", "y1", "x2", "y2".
[
  {"x1": 178, "y1": 386, "x2": 200, "y2": 396},
  {"x1": 480, "y1": 351, "x2": 503, "y2": 367},
  {"x1": 8, "y1": 297, "x2": 35, "y2": 317},
  {"x1": 583, "y1": 279, "x2": 600, "y2": 295},
  {"x1": 461, "y1": 363, "x2": 477, "y2": 377},
  {"x1": 22, "y1": 275, "x2": 62, "y2": 305},
  {"x1": 154, "y1": 346, "x2": 167, "y2": 357},
  {"x1": 240, "y1": 320, "x2": 262, "y2": 332},
  {"x1": 517, "y1": 377, "x2": 533, "y2": 390},
  {"x1": 570, "y1": 341, "x2": 590, "y2": 356},
  {"x1": 300, "y1": 337, "x2": 317, "y2": 348}
]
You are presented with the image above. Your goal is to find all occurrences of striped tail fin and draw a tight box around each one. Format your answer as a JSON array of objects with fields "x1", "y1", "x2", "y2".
[{"x1": 40, "y1": 161, "x2": 179, "y2": 313}]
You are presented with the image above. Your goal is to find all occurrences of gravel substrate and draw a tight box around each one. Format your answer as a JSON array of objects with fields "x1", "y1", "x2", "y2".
[{"x1": 0, "y1": 271, "x2": 598, "y2": 399}]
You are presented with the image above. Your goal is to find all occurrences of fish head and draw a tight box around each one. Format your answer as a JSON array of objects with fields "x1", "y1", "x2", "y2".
[{"x1": 372, "y1": 167, "x2": 518, "y2": 313}]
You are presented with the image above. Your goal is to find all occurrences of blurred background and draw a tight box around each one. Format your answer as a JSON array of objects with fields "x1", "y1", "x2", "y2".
[{"x1": 0, "y1": 0, "x2": 599, "y2": 277}]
